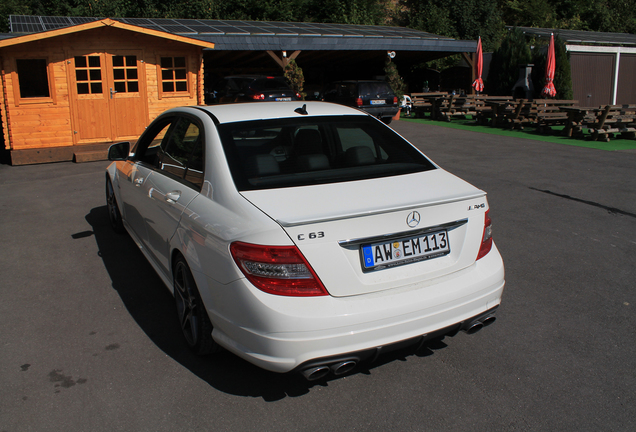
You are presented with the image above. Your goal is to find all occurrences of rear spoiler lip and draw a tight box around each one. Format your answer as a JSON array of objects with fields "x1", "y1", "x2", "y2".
[{"x1": 276, "y1": 191, "x2": 486, "y2": 228}]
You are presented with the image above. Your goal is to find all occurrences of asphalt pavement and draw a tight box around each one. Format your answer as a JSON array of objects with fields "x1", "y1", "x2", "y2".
[{"x1": 1, "y1": 121, "x2": 635, "y2": 431}]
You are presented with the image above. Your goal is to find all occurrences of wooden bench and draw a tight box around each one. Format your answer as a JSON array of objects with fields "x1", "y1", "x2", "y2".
[
  {"x1": 559, "y1": 106, "x2": 598, "y2": 137},
  {"x1": 474, "y1": 96, "x2": 515, "y2": 125},
  {"x1": 503, "y1": 99, "x2": 536, "y2": 129},
  {"x1": 410, "y1": 92, "x2": 448, "y2": 118},
  {"x1": 586, "y1": 104, "x2": 636, "y2": 141},
  {"x1": 533, "y1": 100, "x2": 579, "y2": 134},
  {"x1": 434, "y1": 94, "x2": 480, "y2": 121}
]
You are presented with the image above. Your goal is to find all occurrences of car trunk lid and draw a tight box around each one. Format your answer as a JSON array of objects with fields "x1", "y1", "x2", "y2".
[{"x1": 240, "y1": 169, "x2": 488, "y2": 297}]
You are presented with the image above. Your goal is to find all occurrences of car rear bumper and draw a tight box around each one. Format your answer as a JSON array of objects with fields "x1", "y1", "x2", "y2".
[
  {"x1": 361, "y1": 105, "x2": 399, "y2": 118},
  {"x1": 198, "y1": 243, "x2": 505, "y2": 373}
]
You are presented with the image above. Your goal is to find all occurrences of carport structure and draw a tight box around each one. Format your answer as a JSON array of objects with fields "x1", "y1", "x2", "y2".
[
  {"x1": 1, "y1": 16, "x2": 478, "y2": 165},
  {"x1": 189, "y1": 19, "x2": 477, "y2": 90}
]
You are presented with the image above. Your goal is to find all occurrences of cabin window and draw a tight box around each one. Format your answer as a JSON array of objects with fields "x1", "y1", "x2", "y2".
[
  {"x1": 112, "y1": 55, "x2": 139, "y2": 93},
  {"x1": 74, "y1": 55, "x2": 103, "y2": 95},
  {"x1": 16, "y1": 59, "x2": 50, "y2": 98},
  {"x1": 160, "y1": 57, "x2": 188, "y2": 93}
]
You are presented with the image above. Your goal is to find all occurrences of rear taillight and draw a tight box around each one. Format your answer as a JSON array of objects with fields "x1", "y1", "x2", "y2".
[
  {"x1": 251, "y1": 93, "x2": 265, "y2": 100},
  {"x1": 296, "y1": 92, "x2": 302, "y2": 99},
  {"x1": 356, "y1": 97, "x2": 363, "y2": 107},
  {"x1": 393, "y1": 96, "x2": 398, "y2": 104},
  {"x1": 477, "y1": 210, "x2": 493, "y2": 260},
  {"x1": 230, "y1": 242, "x2": 328, "y2": 296}
]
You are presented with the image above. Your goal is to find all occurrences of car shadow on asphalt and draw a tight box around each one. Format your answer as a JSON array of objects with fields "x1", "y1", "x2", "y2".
[{"x1": 86, "y1": 205, "x2": 451, "y2": 401}]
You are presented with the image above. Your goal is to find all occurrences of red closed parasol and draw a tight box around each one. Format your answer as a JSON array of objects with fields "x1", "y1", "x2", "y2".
[
  {"x1": 472, "y1": 37, "x2": 484, "y2": 93},
  {"x1": 541, "y1": 34, "x2": 557, "y2": 97}
]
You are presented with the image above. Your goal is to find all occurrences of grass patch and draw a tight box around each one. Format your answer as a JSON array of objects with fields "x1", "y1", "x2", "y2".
[{"x1": 401, "y1": 116, "x2": 636, "y2": 151}]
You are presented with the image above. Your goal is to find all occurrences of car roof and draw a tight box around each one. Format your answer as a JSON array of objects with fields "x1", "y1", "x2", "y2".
[{"x1": 188, "y1": 101, "x2": 368, "y2": 124}]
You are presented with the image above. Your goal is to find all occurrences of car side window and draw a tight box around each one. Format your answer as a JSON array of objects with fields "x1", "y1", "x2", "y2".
[
  {"x1": 135, "y1": 116, "x2": 204, "y2": 190},
  {"x1": 135, "y1": 117, "x2": 174, "y2": 165},
  {"x1": 184, "y1": 134, "x2": 204, "y2": 189},
  {"x1": 158, "y1": 118, "x2": 204, "y2": 189}
]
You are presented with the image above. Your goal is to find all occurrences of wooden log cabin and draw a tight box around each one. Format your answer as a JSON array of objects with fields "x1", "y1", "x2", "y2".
[{"x1": 0, "y1": 19, "x2": 215, "y2": 165}]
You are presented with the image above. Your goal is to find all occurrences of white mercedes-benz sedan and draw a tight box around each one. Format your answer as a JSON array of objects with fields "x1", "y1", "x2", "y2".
[{"x1": 105, "y1": 101, "x2": 505, "y2": 380}]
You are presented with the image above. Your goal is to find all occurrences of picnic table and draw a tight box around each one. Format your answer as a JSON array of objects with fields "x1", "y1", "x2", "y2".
[
  {"x1": 533, "y1": 99, "x2": 579, "y2": 134},
  {"x1": 474, "y1": 96, "x2": 515, "y2": 126},
  {"x1": 482, "y1": 99, "x2": 532, "y2": 128},
  {"x1": 558, "y1": 106, "x2": 598, "y2": 137},
  {"x1": 585, "y1": 104, "x2": 636, "y2": 141},
  {"x1": 410, "y1": 92, "x2": 448, "y2": 118},
  {"x1": 424, "y1": 94, "x2": 481, "y2": 121}
]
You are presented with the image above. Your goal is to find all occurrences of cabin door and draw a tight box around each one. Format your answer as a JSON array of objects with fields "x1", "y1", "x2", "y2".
[{"x1": 70, "y1": 51, "x2": 147, "y2": 144}]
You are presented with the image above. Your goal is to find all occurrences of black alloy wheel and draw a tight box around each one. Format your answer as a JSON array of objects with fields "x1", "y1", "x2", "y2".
[
  {"x1": 173, "y1": 256, "x2": 219, "y2": 355},
  {"x1": 105, "y1": 177, "x2": 125, "y2": 234}
]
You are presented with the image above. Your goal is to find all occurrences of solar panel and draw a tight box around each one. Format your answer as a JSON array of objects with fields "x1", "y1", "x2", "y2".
[
  {"x1": 10, "y1": 15, "x2": 40, "y2": 23},
  {"x1": 210, "y1": 26, "x2": 249, "y2": 34},
  {"x1": 183, "y1": 25, "x2": 222, "y2": 34},
  {"x1": 173, "y1": 19, "x2": 206, "y2": 26},
  {"x1": 159, "y1": 25, "x2": 196, "y2": 34},
  {"x1": 70, "y1": 17, "x2": 100, "y2": 24},
  {"x1": 42, "y1": 16, "x2": 73, "y2": 30},
  {"x1": 235, "y1": 26, "x2": 274, "y2": 34},
  {"x1": 7, "y1": 14, "x2": 466, "y2": 46},
  {"x1": 9, "y1": 15, "x2": 44, "y2": 33},
  {"x1": 120, "y1": 18, "x2": 153, "y2": 25}
]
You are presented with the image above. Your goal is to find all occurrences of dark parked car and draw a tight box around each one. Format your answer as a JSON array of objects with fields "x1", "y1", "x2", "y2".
[
  {"x1": 206, "y1": 75, "x2": 300, "y2": 104},
  {"x1": 323, "y1": 80, "x2": 399, "y2": 124}
]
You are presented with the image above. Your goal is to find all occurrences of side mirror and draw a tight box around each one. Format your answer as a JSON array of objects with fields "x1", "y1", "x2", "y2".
[{"x1": 108, "y1": 142, "x2": 130, "y2": 161}]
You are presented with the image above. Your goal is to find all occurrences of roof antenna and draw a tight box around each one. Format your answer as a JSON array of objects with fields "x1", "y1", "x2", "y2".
[{"x1": 294, "y1": 104, "x2": 308, "y2": 115}]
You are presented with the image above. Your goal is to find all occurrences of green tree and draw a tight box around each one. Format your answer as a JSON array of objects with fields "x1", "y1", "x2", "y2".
[
  {"x1": 486, "y1": 27, "x2": 532, "y2": 96},
  {"x1": 284, "y1": 58, "x2": 306, "y2": 99},
  {"x1": 303, "y1": 0, "x2": 390, "y2": 25},
  {"x1": 384, "y1": 57, "x2": 406, "y2": 100},
  {"x1": 1, "y1": 0, "x2": 31, "y2": 32},
  {"x1": 399, "y1": 0, "x2": 505, "y2": 52}
]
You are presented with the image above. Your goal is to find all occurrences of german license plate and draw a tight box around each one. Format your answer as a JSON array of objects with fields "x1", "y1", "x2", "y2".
[
  {"x1": 275, "y1": 97, "x2": 292, "y2": 101},
  {"x1": 362, "y1": 230, "x2": 449, "y2": 269},
  {"x1": 370, "y1": 100, "x2": 386, "y2": 105}
]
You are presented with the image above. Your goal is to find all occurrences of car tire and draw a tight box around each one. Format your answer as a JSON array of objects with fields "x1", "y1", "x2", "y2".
[
  {"x1": 106, "y1": 176, "x2": 126, "y2": 234},
  {"x1": 173, "y1": 256, "x2": 220, "y2": 355}
]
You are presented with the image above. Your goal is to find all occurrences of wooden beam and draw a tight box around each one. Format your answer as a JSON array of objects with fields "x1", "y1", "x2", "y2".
[
  {"x1": 266, "y1": 51, "x2": 285, "y2": 68},
  {"x1": 266, "y1": 50, "x2": 302, "y2": 69}
]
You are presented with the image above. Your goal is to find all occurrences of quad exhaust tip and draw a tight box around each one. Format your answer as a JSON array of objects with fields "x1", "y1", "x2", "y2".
[
  {"x1": 301, "y1": 311, "x2": 498, "y2": 380},
  {"x1": 301, "y1": 360, "x2": 358, "y2": 381},
  {"x1": 331, "y1": 360, "x2": 357, "y2": 376},
  {"x1": 463, "y1": 314, "x2": 497, "y2": 335},
  {"x1": 301, "y1": 366, "x2": 331, "y2": 381}
]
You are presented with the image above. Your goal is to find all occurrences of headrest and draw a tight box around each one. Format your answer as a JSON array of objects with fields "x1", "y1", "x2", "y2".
[
  {"x1": 245, "y1": 154, "x2": 280, "y2": 177},
  {"x1": 345, "y1": 146, "x2": 375, "y2": 166},
  {"x1": 297, "y1": 154, "x2": 330, "y2": 171}
]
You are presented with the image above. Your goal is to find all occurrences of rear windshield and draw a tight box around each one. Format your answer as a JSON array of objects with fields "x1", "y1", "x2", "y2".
[
  {"x1": 251, "y1": 78, "x2": 290, "y2": 91},
  {"x1": 359, "y1": 82, "x2": 393, "y2": 96},
  {"x1": 218, "y1": 116, "x2": 436, "y2": 191}
]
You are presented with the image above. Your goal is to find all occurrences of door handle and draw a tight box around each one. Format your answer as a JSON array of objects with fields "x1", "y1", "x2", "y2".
[
  {"x1": 165, "y1": 191, "x2": 181, "y2": 203},
  {"x1": 110, "y1": 87, "x2": 118, "y2": 99}
]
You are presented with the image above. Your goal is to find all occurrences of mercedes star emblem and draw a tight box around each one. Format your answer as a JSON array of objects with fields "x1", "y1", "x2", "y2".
[{"x1": 406, "y1": 211, "x2": 421, "y2": 228}]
